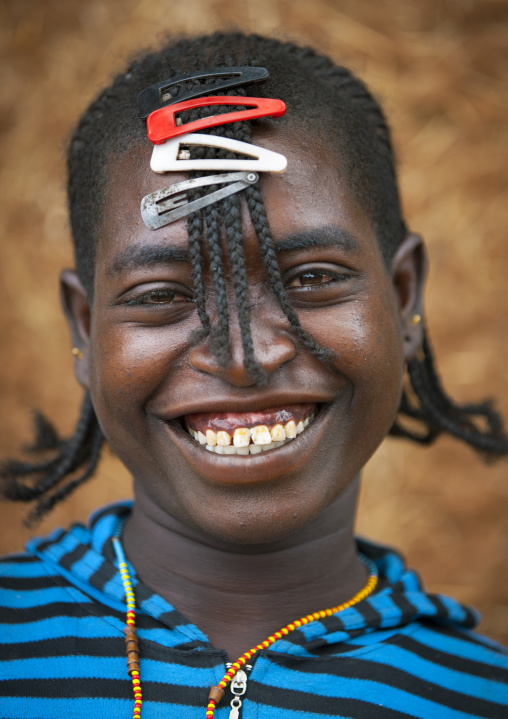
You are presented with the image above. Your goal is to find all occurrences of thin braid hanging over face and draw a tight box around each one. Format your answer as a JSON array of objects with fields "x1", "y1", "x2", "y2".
[{"x1": 2, "y1": 32, "x2": 508, "y2": 520}]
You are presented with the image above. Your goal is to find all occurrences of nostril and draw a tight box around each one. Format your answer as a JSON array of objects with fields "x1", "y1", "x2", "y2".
[{"x1": 189, "y1": 332, "x2": 296, "y2": 386}]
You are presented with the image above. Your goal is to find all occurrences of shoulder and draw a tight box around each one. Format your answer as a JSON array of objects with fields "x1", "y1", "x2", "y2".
[{"x1": 0, "y1": 550, "x2": 89, "y2": 640}]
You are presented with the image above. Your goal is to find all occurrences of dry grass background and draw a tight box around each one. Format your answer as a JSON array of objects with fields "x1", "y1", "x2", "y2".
[{"x1": 0, "y1": 0, "x2": 507, "y2": 643}]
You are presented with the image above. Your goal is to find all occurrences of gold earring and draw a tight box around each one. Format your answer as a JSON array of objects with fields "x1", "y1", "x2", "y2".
[
  {"x1": 411, "y1": 314, "x2": 421, "y2": 326},
  {"x1": 71, "y1": 347, "x2": 83, "y2": 360}
]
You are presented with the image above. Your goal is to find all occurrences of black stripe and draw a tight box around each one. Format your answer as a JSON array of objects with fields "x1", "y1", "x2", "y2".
[
  {"x1": 463, "y1": 606, "x2": 478, "y2": 629},
  {"x1": 59, "y1": 543, "x2": 89, "y2": 571},
  {"x1": 391, "y1": 592, "x2": 420, "y2": 622},
  {"x1": 33, "y1": 530, "x2": 65, "y2": 554},
  {"x1": 430, "y1": 623, "x2": 507, "y2": 653},
  {"x1": 427, "y1": 594, "x2": 451, "y2": 621},
  {"x1": 249, "y1": 680, "x2": 415, "y2": 718},
  {"x1": 319, "y1": 613, "x2": 346, "y2": 635},
  {"x1": 354, "y1": 598, "x2": 383, "y2": 628},
  {"x1": 264, "y1": 652, "x2": 507, "y2": 717},
  {"x1": 393, "y1": 633, "x2": 508, "y2": 685},
  {"x1": 102, "y1": 537, "x2": 117, "y2": 564},
  {"x1": 88, "y1": 557, "x2": 117, "y2": 590},
  {"x1": 0, "y1": 554, "x2": 40, "y2": 564},
  {"x1": 0, "y1": 601, "x2": 122, "y2": 624},
  {"x1": 1, "y1": 678, "x2": 211, "y2": 705},
  {"x1": 0, "y1": 575, "x2": 69, "y2": 591},
  {"x1": 2, "y1": 636, "x2": 124, "y2": 660},
  {"x1": 1, "y1": 635, "x2": 224, "y2": 665},
  {"x1": 357, "y1": 538, "x2": 401, "y2": 562}
]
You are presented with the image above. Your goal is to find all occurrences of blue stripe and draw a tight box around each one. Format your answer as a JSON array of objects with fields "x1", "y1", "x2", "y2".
[
  {"x1": 258, "y1": 658, "x2": 495, "y2": 719},
  {"x1": 136, "y1": 625, "x2": 209, "y2": 649},
  {"x1": 35, "y1": 532, "x2": 81, "y2": 563},
  {"x1": 364, "y1": 643, "x2": 508, "y2": 702},
  {"x1": 0, "y1": 585, "x2": 93, "y2": 609},
  {"x1": 269, "y1": 639, "x2": 316, "y2": 657},
  {"x1": 403, "y1": 591, "x2": 439, "y2": 617},
  {"x1": 28, "y1": 547, "x2": 127, "y2": 613},
  {"x1": 0, "y1": 697, "x2": 134, "y2": 719},
  {"x1": 413, "y1": 626, "x2": 508, "y2": 668},
  {"x1": 102, "y1": 569, "x2": 132, "y2": 602},
  {"x1": 0, "y1": 615, "x2": 124, "y2": 643},
  {"x1": 376, "y1": 549, "x2": 406, "y2": 584},
  {"x1": 93, "y1": 511, "x2": 124, "y2": 554},
  {"x1": 369, "y1": 593, "x2": 403, "y2": 627},
  {"x1": 68, "y1": 548, "x2": 105, "y2": 582},
  {"x1": 0, "y1": 655, "x2": 220, "y2": 684},
  {"x1": 139, "y1": 595, "x2": 208, "y2": 643},
  {"x1": 399, "y1": 570, "x2": 421, "y2": 593},
  {"x1": 0, "y1": 560, "x2": 59, "y2": 578},
  {"x1": 346, "y1": 627, "x2": 403, "y2": 646},
  {"x1": 0, "y1": 698, "x2": 210, "y2": 719},
  {"x1": 440, "y1": 595, "x2": 468, "y2": 623}
]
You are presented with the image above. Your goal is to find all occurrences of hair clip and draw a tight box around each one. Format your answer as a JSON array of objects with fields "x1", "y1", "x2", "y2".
[
  {"x1": 141, "y1": 171, "x2": 258, "y2": 229},
  {"x1": 147, "y1": 96, "x2": 286, "y2": 145},
  {"x1": 137, "y1": 66, "x2": 269, "y2": 119},
  {"x1": 150, "y1": 133, "x2": 287, "y2": 174}
]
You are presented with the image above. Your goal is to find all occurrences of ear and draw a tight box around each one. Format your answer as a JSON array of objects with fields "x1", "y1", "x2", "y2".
[
  {"x1": 390, "y1": 233, "x2": 428, "y2": 361},
  {"x1": 60, "y1": 269, "x2": 92, "y2": 389}
]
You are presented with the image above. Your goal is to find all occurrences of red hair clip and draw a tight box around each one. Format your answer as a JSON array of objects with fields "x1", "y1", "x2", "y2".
[{"x1": 147, "y1": 96, "x2": 286, "y2": 145}]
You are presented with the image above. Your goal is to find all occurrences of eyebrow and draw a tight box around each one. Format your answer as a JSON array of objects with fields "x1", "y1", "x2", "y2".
[
  {"x1": 108, "y1": 225, "x2": 361, "y2": 275},
  {"x1": 108, "y1": 245, "x2": 190, "y2": 275},
  {"x1": 275, "y1": 227, "x2": 362, "y2": 255}
]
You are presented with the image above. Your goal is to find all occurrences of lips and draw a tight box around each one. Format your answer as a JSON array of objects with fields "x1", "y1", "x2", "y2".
[{"x1": 182, "y1": 403, "x2": 318, "y2": 456}]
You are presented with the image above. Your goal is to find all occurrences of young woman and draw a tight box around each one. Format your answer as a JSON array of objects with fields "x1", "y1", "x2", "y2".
[{"x1": 1, "y1": 32, "x2": 507, "y2": 719}]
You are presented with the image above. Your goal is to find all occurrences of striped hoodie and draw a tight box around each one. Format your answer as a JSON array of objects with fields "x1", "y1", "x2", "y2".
[{"x1": 1, "y1": 501, "x2": 507, "y2": 718}]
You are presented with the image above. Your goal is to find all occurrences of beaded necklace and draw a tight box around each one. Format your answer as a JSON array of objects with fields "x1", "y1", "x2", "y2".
[{"x1": 112, "y1": 524, "x2": 378, "y2": 719}]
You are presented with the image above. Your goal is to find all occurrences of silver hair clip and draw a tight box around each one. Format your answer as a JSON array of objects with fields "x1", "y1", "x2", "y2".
[
  {"x1": 150, "y1": 133, "x2": 287, "y2": 174},
  {"x1": 141, "y1": 172, "x2": 258, "y2": 230}
]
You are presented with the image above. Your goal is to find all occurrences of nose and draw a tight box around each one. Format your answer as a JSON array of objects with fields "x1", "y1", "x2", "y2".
[{"x1": 189, "y1": 307, "x2": 296, "y2": 387}]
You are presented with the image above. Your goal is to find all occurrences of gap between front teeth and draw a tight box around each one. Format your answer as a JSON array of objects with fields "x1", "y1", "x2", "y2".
[{"x1": 186, "y1": 415, "x2": 315, "y2": 455}]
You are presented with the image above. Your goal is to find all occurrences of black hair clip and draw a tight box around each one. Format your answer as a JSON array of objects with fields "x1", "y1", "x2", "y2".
[
  {"x1": 137, "y1": 66, "x2": 269, "y2": 119},
  {"x1": 140, "y1": 171, "x2": 258, "y2": 229}
]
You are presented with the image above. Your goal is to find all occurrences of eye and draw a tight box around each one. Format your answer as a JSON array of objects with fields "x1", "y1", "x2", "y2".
[
  {"x1": 138, "y1": 289, "x2": 185, "y2": 304},
  {"x1": 287, "y1": 270, "x2": 336, "y2": 288},
  {"x1": 120, "y1": 285, "x2": 193, "y2": 307}
]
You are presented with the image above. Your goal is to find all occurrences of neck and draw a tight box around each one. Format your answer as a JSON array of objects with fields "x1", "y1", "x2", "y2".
[{"x1": 122, "y1": 477, "x2": 365, "y2": 660}]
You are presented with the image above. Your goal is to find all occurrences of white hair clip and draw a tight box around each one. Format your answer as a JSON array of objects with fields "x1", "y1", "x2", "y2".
[
  {"x1": 150, "y1": 133, "x2": 287, "y2": 174},
  {"x1": 141, "y1": 171, "x2": 258, "y2": 229}
]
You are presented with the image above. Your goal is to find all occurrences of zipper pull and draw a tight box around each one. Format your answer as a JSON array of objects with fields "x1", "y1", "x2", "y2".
[
  {"x1": 229, "y1": 697, "x2": 242, "y2": 719},
  {"x1": 228, "y1": 668, "x2": 248, "y2": 719}
]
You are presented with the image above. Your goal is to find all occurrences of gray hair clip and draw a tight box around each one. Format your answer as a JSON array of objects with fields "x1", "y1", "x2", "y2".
[{"x1": 141, "y1": 171, "x2": 258, "y2": 230}]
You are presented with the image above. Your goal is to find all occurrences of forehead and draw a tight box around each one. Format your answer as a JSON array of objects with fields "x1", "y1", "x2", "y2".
[{"x1": 97, "y1": 126, "x2": 379, "y2": 268}]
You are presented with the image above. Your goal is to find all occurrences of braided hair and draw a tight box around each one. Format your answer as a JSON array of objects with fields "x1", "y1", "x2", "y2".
[{"x1": 2, "y1": 32, "x2": 507, "y2": 522}]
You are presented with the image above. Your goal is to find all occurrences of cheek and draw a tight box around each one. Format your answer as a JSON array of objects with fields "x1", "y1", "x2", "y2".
[
  {"x1": 88, "y1": 318, "x2": 189, "y2": 432},
  {"x1": 299, "y1": 287, "x2": 405, "y2": 409}
]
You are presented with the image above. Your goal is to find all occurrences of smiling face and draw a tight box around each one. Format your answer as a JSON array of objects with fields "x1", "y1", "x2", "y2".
[{"x1": 63, "y1": 125, "x2": 424, "y2": 546}]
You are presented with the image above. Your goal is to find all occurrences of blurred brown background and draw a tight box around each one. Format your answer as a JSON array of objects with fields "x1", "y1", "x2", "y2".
[{"x1": 0, "y1": 0, "x2": 507, "y2": 642}]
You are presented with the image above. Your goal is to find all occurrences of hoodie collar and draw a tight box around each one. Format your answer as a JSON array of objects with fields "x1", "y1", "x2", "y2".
[{"x1": 27, "y1": 502, "x2": 479, "y2": 655}]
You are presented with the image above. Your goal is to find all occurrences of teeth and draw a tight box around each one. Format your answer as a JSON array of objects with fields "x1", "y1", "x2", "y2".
[
  {"x1": 205, "y1": 429, "x2": 217, "y2": 446},
  {"x1": 187, "y1": 412, "x2": 317, "y2": 455},
  {"x1": 250, "y1": 425, "x2": 272, "y2": 445},
  {"x1": 217, "y1": 431, "x2": 232, "y2": 447},
  {"x1": 284, "y1": 420, "x2": 297, "y2": 439},
  {"x1": 270, "y1": 424, "x2": 286, "y2": 442},
  {"x1": 233, "y1": 428, "x2": 250, "y2": 447}
]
